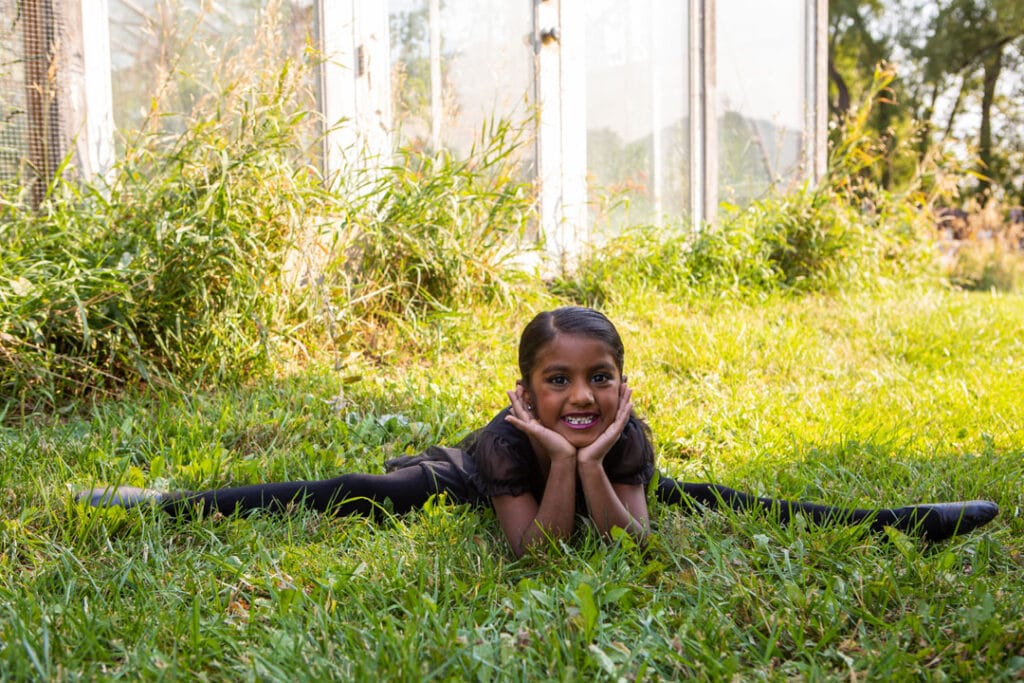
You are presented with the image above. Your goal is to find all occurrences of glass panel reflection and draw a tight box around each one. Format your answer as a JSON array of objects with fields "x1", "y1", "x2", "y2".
[
  {"x1": 389, "y1": 0, "x2": 534, "y2": 172},
  {"x1": 108, "y1": 0, "x2": 315, "y2": 136},
  {"x1": 716, "y1": 0, "x2": 807, "y2": 207},
  {"x1": 585, "y1": 0, "x2": 690, "y2": 233}
]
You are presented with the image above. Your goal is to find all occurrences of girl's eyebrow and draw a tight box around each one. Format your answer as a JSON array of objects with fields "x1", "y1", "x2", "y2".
[{"x1": 540, "y1": 361, "x2": 617, "y2": 374}]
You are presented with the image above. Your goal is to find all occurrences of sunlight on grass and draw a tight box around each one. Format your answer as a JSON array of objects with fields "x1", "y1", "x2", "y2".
[
  {"x1": 1, "y1": 22, "x2": 1022, "y2": 675},
  {"x1": 2, "y1": 288, "x2": 1022, "y2": 679}
]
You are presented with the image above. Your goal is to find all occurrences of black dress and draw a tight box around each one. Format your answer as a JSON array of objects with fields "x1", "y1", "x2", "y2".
[{"x1": 384, "y1": 408, "x2": 656, "y2": 512}]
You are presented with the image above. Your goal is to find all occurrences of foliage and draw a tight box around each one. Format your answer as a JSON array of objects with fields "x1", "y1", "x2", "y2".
[
  {"x1": 947, "y1": 234, "x2": 1024, "y2": 292},
  {"x1": 940, "y1": 200, "x2": 1024, "y2": 291},
  {"x1": 0, "y1": 6, "x2": 537, "y2": 415},
  {"x1": 556, "y1": 68, "x2": 938, "y2": 307},
  {"x1": 829, "y1": 0, "x2": 1024, "y2": 203},
  {"x1": 0, "y1": 44, "x2": 326, "y2": 414},
  {"x1": 333, "y1": 118, "x2": 535, "y2": 325},
  {"x1": 108, "y1": 0, "x2": 314, "y2": 136},
  {"x1": 1, "y1": 6, "x2": 1022, "y2": 677}
]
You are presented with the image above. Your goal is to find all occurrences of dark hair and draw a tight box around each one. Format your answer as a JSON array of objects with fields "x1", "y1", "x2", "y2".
[{"x1": 518, "y1": 307, "x2": 625, "y2": 382}]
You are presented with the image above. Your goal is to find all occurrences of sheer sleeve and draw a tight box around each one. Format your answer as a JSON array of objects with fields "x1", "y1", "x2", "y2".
[
  {"x1": 602, "y1": 416, "x2": 656, "y2": 486},
  {"x1": 464, "y1": 410, "x2": 538, "y2": 498},
  {"x1": 463, "y1": 409, "x2": 654, "y2": 499}
]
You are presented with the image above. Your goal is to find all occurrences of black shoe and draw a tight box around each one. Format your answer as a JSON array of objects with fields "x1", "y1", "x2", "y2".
[
  {"x1": 897, "y1": 500, "x2": 999, "y2": 541},
  {"x1": 76, "y1": 486, "x2": 164, "y2": 508}
]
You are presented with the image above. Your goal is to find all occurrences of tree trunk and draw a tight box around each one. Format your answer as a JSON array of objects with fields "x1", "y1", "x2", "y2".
[
  {"x1": 918, "y1": 82, "x2": 941, "y2": 164},
  {"x1": 977, "y1": 45, "x2": 1004, "y2": 197},
  {"x1": 828, "y1": 43, "x2": 850, "y2": 120}
]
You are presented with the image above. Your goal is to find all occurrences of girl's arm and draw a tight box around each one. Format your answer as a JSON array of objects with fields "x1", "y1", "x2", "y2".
[
  {"x1": 491, "y1": 459, "x2": 577, "y2": 558},
  {"x1": 576, "y1": 384, "x2": 650, "y2": 539},
  {"x1": 497, "y1": 386, "x2": 579, "y2": 558},
  {"x1": 577, "y1": 469, "x2": 649, "y2": 540}
]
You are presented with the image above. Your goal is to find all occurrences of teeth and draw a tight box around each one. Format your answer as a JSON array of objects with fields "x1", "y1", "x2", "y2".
[{"x1": 565, "y1": 415, "x2": 595, "y2": 425}]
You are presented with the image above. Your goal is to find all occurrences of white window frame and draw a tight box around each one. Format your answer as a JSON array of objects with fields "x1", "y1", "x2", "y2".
[
  {"x1": 316, "y1": 0, "x2": 392, "y2": 187},
  {"x1": 72, "y1": 0, "x2": 827, "y2": 243}
]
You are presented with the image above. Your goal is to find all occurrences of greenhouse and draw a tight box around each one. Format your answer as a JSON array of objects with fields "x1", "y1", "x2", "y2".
[{"x1": 2, "y1": 0, "x2": 826, "y2": 254}]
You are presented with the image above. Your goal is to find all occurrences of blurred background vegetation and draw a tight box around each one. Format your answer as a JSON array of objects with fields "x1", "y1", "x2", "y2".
[
  {"x1": 0, "y1": 0, "x2": 1022, "y2": 415},
  {"x1": 829, "y1": 0, "x2": 1024, "y2": 204}
]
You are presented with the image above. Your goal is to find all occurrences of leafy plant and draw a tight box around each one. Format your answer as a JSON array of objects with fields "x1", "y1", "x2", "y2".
[
  {"x1": 0, "y1": 15, "x2": 326, "y2": 413},
  {"x1": 557, "y1": 67, "x2": 940, "y2": 306},
  {"x1": 336, "y1": 117, "x2": 536, "y2": 323},
  {"x1": 1, "y1": 34, "x2": 537, "y2": 415}
]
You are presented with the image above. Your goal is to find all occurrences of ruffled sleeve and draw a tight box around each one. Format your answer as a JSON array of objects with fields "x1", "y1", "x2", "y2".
[
  {"x1": 602, "y1": 416, "x2": 656, "y2": 486},
  {"x1": 462, "y1": 409, "x2": 655, "y2": 501},
  {"x1": 463, "y1": 409, "x2": 539, "y2": 498}
]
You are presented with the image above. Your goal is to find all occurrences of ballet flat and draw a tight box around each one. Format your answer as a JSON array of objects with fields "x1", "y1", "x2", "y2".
[
  {"x1": 76, "y1": 486, "x2": 164, "y2": 508},
  {"x1": 911, "y1": 500, "x2": 999, "y2": 541}
]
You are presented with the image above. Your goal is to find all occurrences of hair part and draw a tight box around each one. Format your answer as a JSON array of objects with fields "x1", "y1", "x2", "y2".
[{"x1": 518, "y1": 307, "x2": 625, "y2": 383}]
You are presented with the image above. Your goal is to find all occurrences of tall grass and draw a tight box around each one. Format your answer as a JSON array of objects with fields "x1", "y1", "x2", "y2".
[
  {"x1": 323, "y1": 117, "x2": 535, "y2": 327},
  {"x1": 557, "y1": 67, "x2": 943, "y2": 306},
  {"x1": 0, "y1": 16, "x2": 327, "y2": 413},
  {"x1": 1, "y1": 38, "x2": 1022, "y2": 677},
  {"x1": 1, "y1": 289, "x2": 1021, "y2": 680},
  {"x1": 0, "y1": 15, "x2": 534, "y2": 415}
]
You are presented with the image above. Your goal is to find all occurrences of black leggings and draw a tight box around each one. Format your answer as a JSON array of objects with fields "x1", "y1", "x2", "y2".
[
  {"x1": 164, "y1": 465, "x2": 475, "y2": 520},
  {"x1": 655, "y1": 479, "x2": 906, "y2": 532},
  {"x1": 166, "y1": 468, "x2": 930, "y2": 536}
]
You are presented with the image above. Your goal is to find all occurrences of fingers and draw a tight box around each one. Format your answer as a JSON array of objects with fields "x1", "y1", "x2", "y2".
[
  {"x1": 578, "y1": 382, "x2": 633, "y2": 464},
  {"x1": 506, "y1": 387, "x2": 542, "y2": 436},
  {"x1": 614, "y1": 385, "x2": 630, "y2": 421},
  {"x1": 506, "y1": 386, "x2": 531, "y2": 422},
  {"x1": 611, "y1": 383, "x2": 633, "y2": 429}
]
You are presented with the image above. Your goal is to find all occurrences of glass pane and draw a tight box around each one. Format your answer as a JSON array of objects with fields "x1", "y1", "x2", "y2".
[
  {"x1": 108, "y1": 0, "x2": 315, "y2": 135},
  {"x1": 585, "y1": 0, "x2": 690, "y2": 233},
  {"x1": 389, "y1": 0, "x2": 535, "y2": 171},
  {"x1": 716, "y1": 0, "x2": 807, "y2": 206}
]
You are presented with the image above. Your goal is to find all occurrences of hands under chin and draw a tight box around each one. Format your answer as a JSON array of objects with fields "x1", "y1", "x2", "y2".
[
  {"x1": 577, "y1": 384, "x2": 633, "y2": 466},
  {"x1": 505, "y1": 386, "x2": 576, "y2": 462},
  {"x1": 505, "y1": 383, "x2": 634, "y2": 467}
]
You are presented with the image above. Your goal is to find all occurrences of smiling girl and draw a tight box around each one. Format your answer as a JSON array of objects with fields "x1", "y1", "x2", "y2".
[{"x1": 81, "y1": 307, "x2": 998, "y2": 557}]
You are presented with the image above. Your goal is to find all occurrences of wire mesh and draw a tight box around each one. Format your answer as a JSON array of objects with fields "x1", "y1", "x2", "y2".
[{"x1": 1, "y1": 0, "x2": 63, "y2": 205}]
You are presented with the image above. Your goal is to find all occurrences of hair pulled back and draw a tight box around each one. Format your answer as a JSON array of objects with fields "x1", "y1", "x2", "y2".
[{"x1": 518, "y1": 307, "x2": 625, "y2": 382}]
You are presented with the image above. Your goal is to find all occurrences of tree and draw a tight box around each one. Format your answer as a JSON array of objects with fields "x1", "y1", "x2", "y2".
[
  {"x1": 828, "y1": 0, "x2": 889, "y2": 120},
  {"x1": 829, "y1": 0, "x2": 922, "y2": 191},
  {"x1": 830, "y1": 0, "x2": 1024, "y2": 201},
  {"x1": 913, "y1": 0, "x2": 1024, "y2": 198}
]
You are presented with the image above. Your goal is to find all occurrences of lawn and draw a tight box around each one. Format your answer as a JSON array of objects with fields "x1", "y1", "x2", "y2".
[{"x1": 1, "y1": 286, "x2": 1022, "y2": 680}]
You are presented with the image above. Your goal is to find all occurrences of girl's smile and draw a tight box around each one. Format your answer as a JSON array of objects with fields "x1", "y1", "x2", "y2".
[{"x1": 524, "y1": 333, "x2": 623, "y2": 449}]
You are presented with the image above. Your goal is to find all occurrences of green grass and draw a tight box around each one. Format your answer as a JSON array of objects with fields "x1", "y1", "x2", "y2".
[{"x1": 2, "y1": 287, "x2": 1022, "y2": 680}]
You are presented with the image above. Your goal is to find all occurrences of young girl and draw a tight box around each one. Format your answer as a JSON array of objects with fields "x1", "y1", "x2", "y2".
[{"x1": 81, "y1": 307, "x2": 999, "y2": 557}]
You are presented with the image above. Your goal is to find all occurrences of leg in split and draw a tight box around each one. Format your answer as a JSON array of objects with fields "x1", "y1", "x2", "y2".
[
  {"x1": 655, "y1": 478, "x2": 998, "y2": 541},
  {"x1": 81, "y1": 463, "x2": 478, "y2": 520}
]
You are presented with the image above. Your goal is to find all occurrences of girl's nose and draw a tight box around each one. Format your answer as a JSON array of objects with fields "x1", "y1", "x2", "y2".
[{"x1": 569, "y1": 383, "x2": 594, "y2": 405}]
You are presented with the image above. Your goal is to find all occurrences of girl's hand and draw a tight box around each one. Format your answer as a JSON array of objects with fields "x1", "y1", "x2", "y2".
[
  {"x1": 505, "y1": 385, "x2": 577, "y2": 462},
  {"x1": 577, "y1": 382, "x2": 633, "y2": 466}
]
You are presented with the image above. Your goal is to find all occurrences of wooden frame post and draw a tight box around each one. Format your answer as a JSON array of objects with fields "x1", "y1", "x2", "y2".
[{"x1": 22, "y1": 0, "x2": 61, "y2": 207}]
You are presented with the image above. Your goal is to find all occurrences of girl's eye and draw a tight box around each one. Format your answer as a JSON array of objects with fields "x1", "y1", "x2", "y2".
[
  {"x1": 592, "y1": 373, "x2": 613, "y2": 384},
  {"x1": 547, "y1": 375, "x2": 569, "y2": 386}
]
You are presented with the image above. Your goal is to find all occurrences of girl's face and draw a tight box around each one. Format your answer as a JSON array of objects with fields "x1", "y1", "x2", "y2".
[{"x1": 523, "y1": 333, "x2": 623, "y2": 450}]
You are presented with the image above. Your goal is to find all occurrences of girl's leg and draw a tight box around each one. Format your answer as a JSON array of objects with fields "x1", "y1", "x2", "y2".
[
  {"x1": 162, "y1": 465, "x2": 470, "y2": 519},
  {"x1": 655, "y1": 478, "x2": 998, "y2": 541}
]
